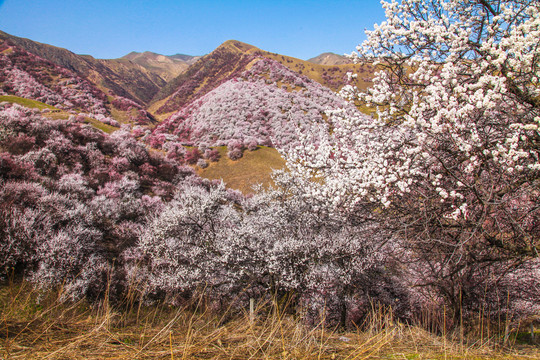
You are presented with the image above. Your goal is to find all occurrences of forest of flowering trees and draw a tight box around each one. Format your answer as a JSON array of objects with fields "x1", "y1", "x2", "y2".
[
  {"x1": 0, "y1": 0, "x2": 539, "y2": 333},
  {"x1": 0, "y1": 105, "x2": 407, "y2": 325},
  {"x1": 0, "y1": 41, "x2": 108, "y2": 113},
  {"x1": 148, "y1": 58, "x2": 359, "y2": 151}
]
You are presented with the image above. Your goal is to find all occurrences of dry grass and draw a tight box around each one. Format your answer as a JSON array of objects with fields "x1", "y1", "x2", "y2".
[
  {"x1": 197, "y1": 146, "x2": 286, "y2": 194},
  {"x1": 1, "y1": 281, "x2": 539, "y2": 360}
]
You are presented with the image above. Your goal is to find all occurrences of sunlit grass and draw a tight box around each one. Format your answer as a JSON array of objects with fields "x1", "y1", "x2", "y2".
[
  {"x1": 83, "y1": 117, "x2": 118, "y2": 134},
  {"x1": 0, "y1": 95, "x2": 119, "y2": 133},
  {"x1": 197, "y1": 146, "x2": 286, "y2": 194}
]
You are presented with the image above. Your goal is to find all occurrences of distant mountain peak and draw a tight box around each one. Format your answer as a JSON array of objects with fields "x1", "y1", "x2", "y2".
[
  {"x1": 123, "y1": 51, "x2": 140, "y2": 58},
  {"x1": 307, "y1": 52, "x2": 353, "y2": 65},
  {"x1": 120, "y1": 51, "x2": 201, "y2": 82},
  {"x1": 169, "y1": 53, "x2": 200, "y2": 62}
]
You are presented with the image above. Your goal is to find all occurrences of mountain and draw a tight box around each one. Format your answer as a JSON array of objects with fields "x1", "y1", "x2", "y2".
[
  {"x1": 0, "y1": 32, "x2": 379, "y2": 192},
  {"x1": 121, "y1": 51, "x2": 201, "y2": 82},
  {"x1": 263, "y1": 52, "x2": 374, "y2": 92},
  {"x1": 0, "y1": 40, "x2": 108, "y2": 114},
  {"x1": 169, "y1": 54, "x2": 200, "y2": 62},
  {"x1": 150, "y1": 40, "x2": 376, "y2": 118},
  {"x1": 0, "y1": 31, "x2": 376, "y2": 144},
  {"x1": 0, "y1": 30, "x2": 376, "y2": 116},
  {"x1": 148, "y1": 40, "x2": 259, "y2": 117},
  {"x1": 0, "y1": 39, "x2": 155, "y2": 126},
  {"x1": 147, "y1": 56, "x2": 360, "y2": 152},
  {"x1": 0, "y1": 30, "x2": 165, "y2": 105},
  {"x1": 307, "y1": 52, "x2": 353, "y2": 65}
]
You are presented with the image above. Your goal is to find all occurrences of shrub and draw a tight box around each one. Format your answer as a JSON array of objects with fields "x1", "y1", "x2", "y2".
[
  {"x1": 197, "y1": 158, "x2": 208, "y2": 168},
  {"x1": 227, "y1": 148, "x2": 243, "y2": 161},
  {"x1": 204, "y1": 148, "x2": 220, "y2": 162}
]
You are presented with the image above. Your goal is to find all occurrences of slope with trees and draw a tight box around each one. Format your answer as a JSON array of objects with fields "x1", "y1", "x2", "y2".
[
  {"x1": 0, "y1": 30, "x2": 167, "y2": 105},
  {"x1": 0, "y1": 102, "x2": 403, "y2": 326},
  {"x1": 149, "y1": 40, "x2": 379, "y2": 118},
  {"x1": 148, "y1": 57, "x2": 360, "y2": 150},
  {"x1": 0, "y1": 102, "x2": 242, "y2": 300},
  {"x1": 1, "y1": 0, "x2": 539, "y2": 342},
  {"x1": 0, "y1": 40, "x2": 155, "y2": 126}
]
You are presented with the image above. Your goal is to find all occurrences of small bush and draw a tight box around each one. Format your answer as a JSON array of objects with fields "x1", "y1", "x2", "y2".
[
  {"x1": 227, "y1": 148, "x2": 243, "y2": 160},
  {"x1": 197, "y1": 158, "x2": 208, "y2": 168}
]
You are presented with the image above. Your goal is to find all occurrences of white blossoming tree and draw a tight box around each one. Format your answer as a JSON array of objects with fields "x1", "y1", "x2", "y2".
[{"x1": 284, "y1": 0, "x2": 540, "y2": 320}]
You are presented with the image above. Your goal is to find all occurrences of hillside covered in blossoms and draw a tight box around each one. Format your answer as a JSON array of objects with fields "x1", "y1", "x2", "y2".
[
  {"x1": 148, "y1": 58, "x2": 360, "y2": 150},
  {"x1": 1, "y1": 1, "x2": 539, "y2": 357}
]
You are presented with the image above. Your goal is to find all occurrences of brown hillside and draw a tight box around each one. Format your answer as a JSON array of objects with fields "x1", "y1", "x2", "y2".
[
  {"x1": 252, "y1": 50, "x2": 375, "y2": 93},
  {"x1": 222, "y1": 41, "x2": 376, "y2": 93},
  {"x1": 0, "y1": 30, "x2": 165, "y2": 105},
  {"x1": 149, "y1": 40, "x2": 260, "y2": 116},
  {"x1": 121, "y1": 51, "x2": 200, "y2": 82}
]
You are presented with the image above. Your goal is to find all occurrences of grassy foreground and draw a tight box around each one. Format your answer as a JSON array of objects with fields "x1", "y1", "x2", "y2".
[{"x1": 1, "y1": 282, "x2": 538, "y2": 359}]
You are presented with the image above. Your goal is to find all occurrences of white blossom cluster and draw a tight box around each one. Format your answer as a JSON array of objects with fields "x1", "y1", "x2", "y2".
[
  {"x1": 136, "y1": 180, "x2": 390, "y2": 317},
  {"x1": 284, "y1": 0, "x2": 540, "y2": 221},
  {"x1": 281, "y1": 1, "x2": 540, "y2": 319}
]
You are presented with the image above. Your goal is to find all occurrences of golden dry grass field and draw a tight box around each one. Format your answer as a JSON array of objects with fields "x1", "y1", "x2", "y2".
[{"x1": 1, "y1": 282, "x2": 539, "y2": 360}]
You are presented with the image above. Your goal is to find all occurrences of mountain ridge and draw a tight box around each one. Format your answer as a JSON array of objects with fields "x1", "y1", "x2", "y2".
[
  {"x1": 0, "y1": 31, "x2": 376, "y2": 193},
  {"x1": 0, "y1": 30, "x2": 378, "y2": 126},
  {"x1": 149, "y1": 39, "x2": 376, "y2": 118}
]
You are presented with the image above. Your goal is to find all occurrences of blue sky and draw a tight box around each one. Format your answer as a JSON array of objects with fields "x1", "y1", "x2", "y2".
[{"x1": 0, "y1": 0, "x2": 385, "y2": 60}]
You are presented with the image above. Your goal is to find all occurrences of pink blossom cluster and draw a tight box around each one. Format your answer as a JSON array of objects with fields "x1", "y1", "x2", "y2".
[
  {"x1": 0, "y1": 104, "x2": 205, "y2": 296},
  {"x1": 0, "y1": 42, "x2": 153, "y2": 127}
]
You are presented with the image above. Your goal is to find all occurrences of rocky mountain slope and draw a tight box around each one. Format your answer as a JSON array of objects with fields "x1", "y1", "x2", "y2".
[{"x1": 0, "y1": 30, "x2": 384, "y2": 195}]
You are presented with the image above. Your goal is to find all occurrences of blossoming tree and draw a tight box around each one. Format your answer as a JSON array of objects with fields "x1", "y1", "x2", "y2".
[{"x1": 284, "y1": 0, "x2": 540, "y2": 320}]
